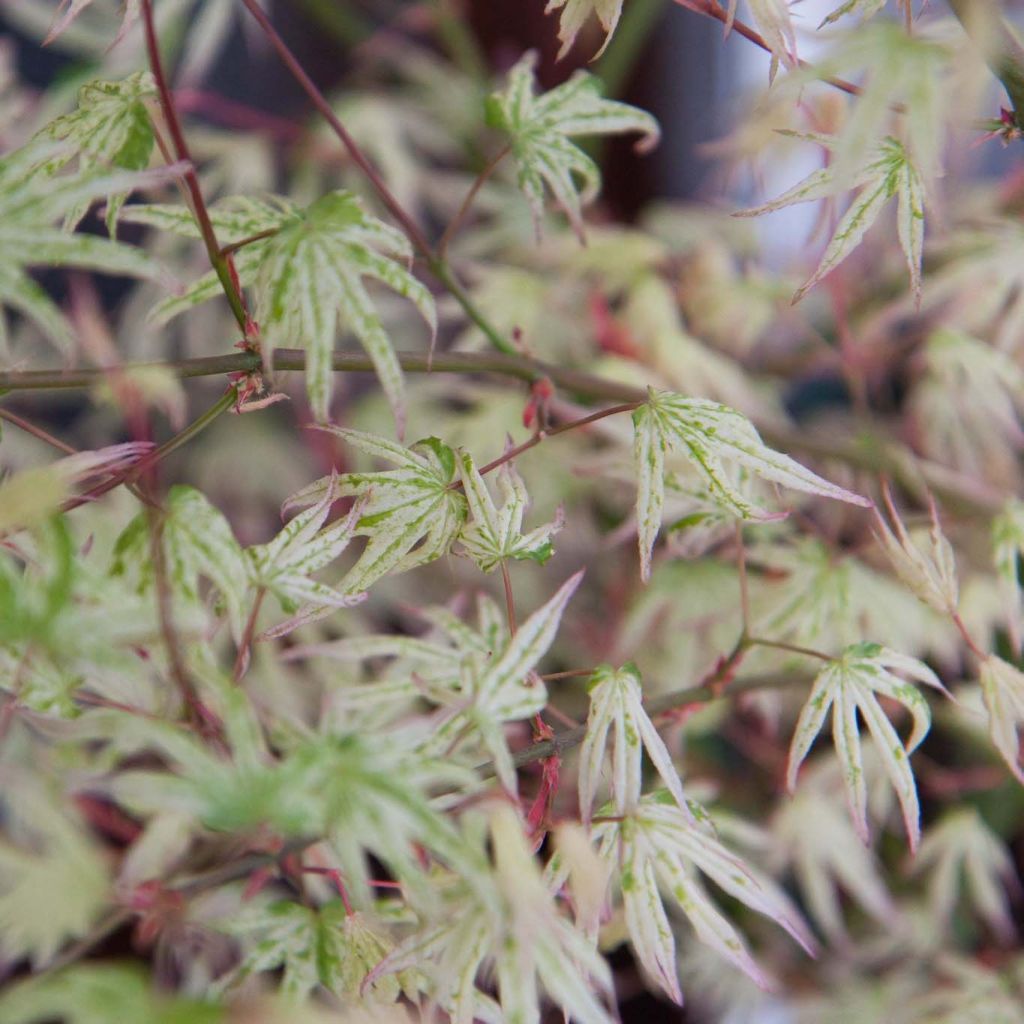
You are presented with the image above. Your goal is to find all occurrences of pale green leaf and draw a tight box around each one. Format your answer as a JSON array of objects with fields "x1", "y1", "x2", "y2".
[
  {"x1": 284, "y1": 428, "x2": 467, "y2": 594},
  {"x1": 787, "y1": 643, "x2": 948, "y2": 850},
  {"x1": 579, "y1": 663, "x2": 689, "y2": 820},
  {"x1": 0, "y1": 784, "x2": 110, "y2": 968},
  {"x1": 488, "y1": 52, "x2": 659, "y2": 239},
  {"x1": 457, "y1": 451, "x2": 563, "y2": 572}
]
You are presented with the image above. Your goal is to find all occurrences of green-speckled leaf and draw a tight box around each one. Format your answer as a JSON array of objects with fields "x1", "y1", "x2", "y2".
[
  {"x1": 787, "y1": 643, "x2": 948, "y2": 851},
  {"x1": 488, "y1": 52, "x2": 658, "y2": 239}
]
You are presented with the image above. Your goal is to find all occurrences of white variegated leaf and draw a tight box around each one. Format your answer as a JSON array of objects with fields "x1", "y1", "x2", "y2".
[
  {"x1": 127, "y1": 192, "x2": 434, "y2": 430},
  {"x1": 787, "y1": 643, "x2": 948, "y2": 850},
  {"x1": 738, "y1": 135, "x2": 928, "y2": 304},
  {"x1": 545, "y1": 0, "x2": 623, "y2": 60},
  {"x1": 978, "y1": 655, "x2": 1024, "y2": 785},
  {"x1": 487, "y1": 52, "x2": 659, "y2": 239},
  {"x1": 579, "y1": 663, "x2": 689, "y2": 820},
  {"x1": 631, "y1": 391, "x2": 869, "y2": 575},
  {"x1": 596, "y1": 796, "x2": 814, "y2": 1001},
  {"x1": 247, "y1": 474, "x2": 364, "y2": 629},
  {"x1": 37, "y1": 72, "x2": 156, "y2": 235},
  {"x1": 284, "y1": 428, "x2": 467, "y2": 594},
  {"x1": 0, "y1": 141, "x2": 174, "y2": 351},
  {"x1": 457, "y1": 451, "x2": 563, "y2": 572}
]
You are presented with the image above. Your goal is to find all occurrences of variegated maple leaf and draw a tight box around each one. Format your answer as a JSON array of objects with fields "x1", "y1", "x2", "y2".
[
  {"x1": 247, "y1": 476, "x2": 366, "y2": 640},
  {"x1": 37, "y1": 72, "x2": 156, "y2": 235},
  {"x1": 737, "y1": 134, "x2": 927, "y2": 304},
  {"x1": 787, "y1": 643, "x2": 950, "y2": 850},
  {"x1": 632, "y1": 389, "x2": 869, "y2": 580},
  {"x1": 913, "y1": 808, "x2": 1018, "y2": 943},
  {"x1": 592, "y1": 794, "x2": 815, "y2": 1004},
  {"x1": 486, "y1": 51, "x2": 659, "y2": 239},
  {"x1": 0, "y1": 139, "x2": 171, "y2": 352},
  {"x1": 978, "y1": 655, "x2": 1024, "y2": 785},
  {"x1": 456, "y1": 451, "x2": 564, "y2": 573},
  {"x1": 372, "y1": 804, "x2": 615, "y2": 1024},
  {"x1": 283, "y1": 428, "x2": 467, "y2": 595},
  {"x1": 289, "y1": 572, "x2": 583, "y2": 791},
  {"x1": 122, "y1": 191, "x2": 436, "y2": 430},
  {"x1": 111, "y1": 484, "x2": 249, "y2": 643},
  {"x1": 578, "y1": 663, "x2": 689, "y2": 821}
]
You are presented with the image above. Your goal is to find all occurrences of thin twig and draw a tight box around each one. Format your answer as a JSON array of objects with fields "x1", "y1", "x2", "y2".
[
  {"x1": 0, "y1": 407, "x2": 77, "y2": 454},
  {"x1": 438, "y1": 145, "x2": 511, "y2": 259},
  {"x1": 673, "y1": 0, "x2": 863, "y2": 99},
  {"x1": 490, "y1": 670, "x2": 812, "y2": 775},
  {"x1": 140, "y1": 0, "x2": 248, "y2": 330},
  {"x1": 237, "y1": 0, "x2": 432, "y2": 255},
  {"x1": 473, "y1": 401, "x2": 642, "y2": 478}
]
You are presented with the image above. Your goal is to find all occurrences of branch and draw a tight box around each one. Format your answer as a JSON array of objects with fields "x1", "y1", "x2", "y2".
[
  {"x1": 1, "y1": 349, "x2": 1003, "y2": 515},
  {"x1": 236, "y1": 0, "x2": 518, "y2": 356},
  {"x1": 672, "y1": 0, "x2": 863, "y2": 98},
  {"x1": 948, "y1": 0, "x2": 1024, "y2": 127},
  {"x1": 491, "y1": 670, "x2": 813, "y2": 775},
  {"x1": 140, "y1": 0, "x2": 248, "y2": 331}
]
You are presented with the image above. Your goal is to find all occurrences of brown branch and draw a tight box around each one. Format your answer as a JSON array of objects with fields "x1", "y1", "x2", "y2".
[
  {"x1": 140, "y1": 0, "x2": 248, "y2": 330},
  {"x1": 490, "y1": 670, "x2": 813, "y2": 775},
  {"x1": 673, "y1": 0, "x2": 863, "y2": 98},
  {"x1": 237, "y1": 0, "x2": 432, "y2": 256}
]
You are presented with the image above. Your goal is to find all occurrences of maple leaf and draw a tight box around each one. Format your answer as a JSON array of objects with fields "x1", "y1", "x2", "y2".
[
  {"x1": 486, "y1": 51, "x2": 659, "y2": 239},
  {"x1": 737, "y1": 134, "x2": 927, "y2": 304},
  {"x1": 43, "y1": 0, "x2": 139, "y2": 46},
  {"x1": 112, "y1": 484, "x2": 250, "y2": 643},
  {"x1": 373, "y1": 804, "x2": 615, "y2": 1024},
  {"x1": 289, "y1": 574, "x2": 582, "y2": 792},
  {"x1": 456, "y1": 451, "x2": 564, "y2": 573},
  {"x1": 1, "y1": 516, "x2": 167, "y2": 718},
  {"x1": 282, "y1": 428, "x2": 468, "y2": 595},
  {"x1": 913, "y1": 808, "x2": 1019, "y2": 944},
  {"x1": 978, "y1": 655, "x2": 1024, "y2": 785},
  {"x1": 632, "y1": 389, "x2": 869, "y2": 580},
  {"x1": 578, "y1": 663, "x2": 690, "y2": 821},
  {"x1": 247, "y1": 475, "x2": 366, "y2": 640},
  {"x1": 873, "y1": 487, "x2": 959, "y2": 617},
  {"x1": 593, "y1": 794, "x2": 815, "y2": 1004},
  {"x1": 545, "y1": 0, "x2": 623, "y2": 60},
  {"x1": 220, "y1": 901, "x2": 410, "y2": 1002},
  {"x1": 123, "y1": 192, "x2": 436, "y2": 431},
  {"x1": 37, "y1": 72, "x2": 156, "y2": 235},
  {"x1": 770, "y1": 768, "x2": 897, "y2": 941},
  {"x1": 993, "y1": 500, "x2": 1024, "y2": 653},
  {"x1": 0, "y1": 139, "x2": 172, "y2": 352},
  {"x1": 0, "y1": 780, "x2": 111, "y2": 967},
  {"x1": 786, "y1": 643, "x2": 950, "y2": 851}
]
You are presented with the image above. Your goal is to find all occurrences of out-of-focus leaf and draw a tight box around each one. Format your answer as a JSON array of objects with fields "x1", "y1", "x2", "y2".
[{"x1": 487, "y1": 51, "x2": 658, "y2": 239}]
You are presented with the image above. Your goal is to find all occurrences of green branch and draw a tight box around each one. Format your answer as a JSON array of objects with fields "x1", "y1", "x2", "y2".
[{"x1": 1, "y1": 349, "x2": 1004, "y2": 515}]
